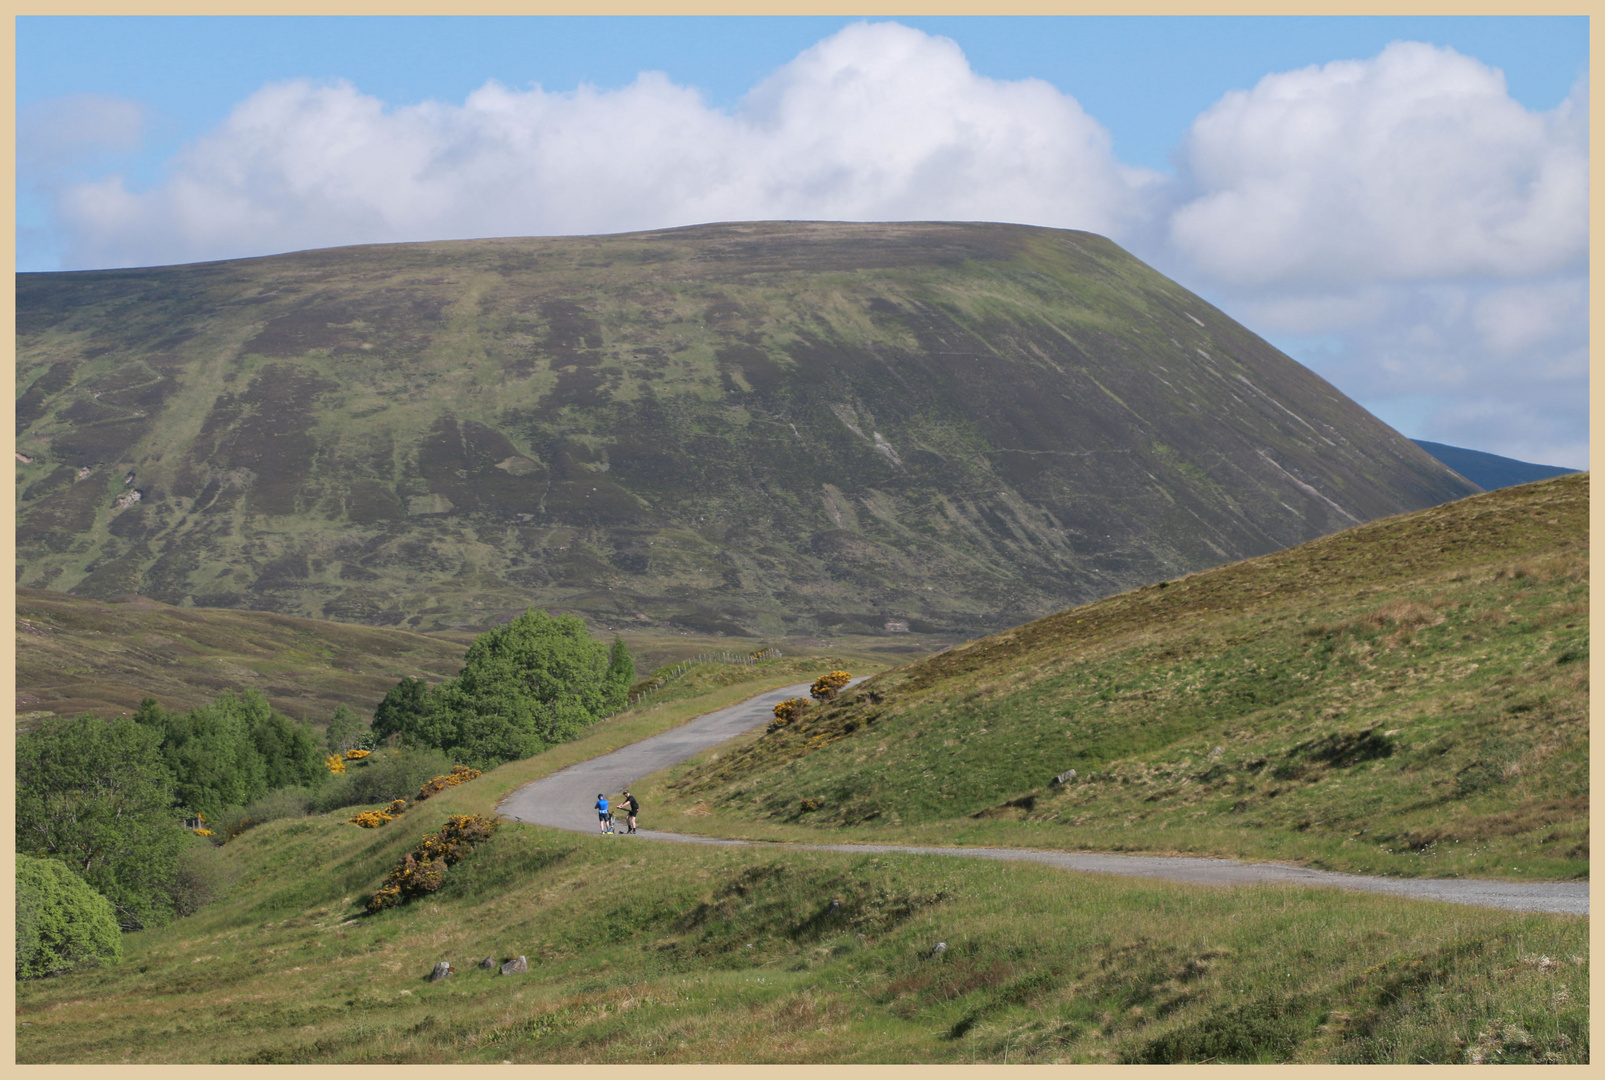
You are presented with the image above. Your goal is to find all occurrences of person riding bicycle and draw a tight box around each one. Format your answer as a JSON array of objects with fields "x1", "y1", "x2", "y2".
[
  {"x1": 595, "y1": 793, "x2": 611, "y2": 834},
  {"x1": 619, "y1": 789, "x2": 640, "y2": 834}
]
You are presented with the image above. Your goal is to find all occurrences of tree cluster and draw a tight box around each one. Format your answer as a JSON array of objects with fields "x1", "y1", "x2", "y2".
[
  {"x1": 371, "y1": 609, "x2": 634, "y2": 768},
  {"x1": 16, "y1": 691, "x2": 336, "y2": 944},
  {"x1": 16, "y1": 714, "x2": 190, "y2": 932},
  {"x1": 133, "y1": 690, "x2": 327, "y2": 821}
]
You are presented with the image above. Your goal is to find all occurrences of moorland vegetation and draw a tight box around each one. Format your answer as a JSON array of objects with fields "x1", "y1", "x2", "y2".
[
  {"x1": 647, "y1": 474, "x2": 1588, "y2": 882},
  {"x1": 15, "y1": 659, "x2": 1586, "y2": 1064}
]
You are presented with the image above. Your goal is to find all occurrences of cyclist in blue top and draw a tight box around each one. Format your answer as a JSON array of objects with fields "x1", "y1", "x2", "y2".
[{"x1": 595, "y1": 793, "x2": 611, "y2": 834}]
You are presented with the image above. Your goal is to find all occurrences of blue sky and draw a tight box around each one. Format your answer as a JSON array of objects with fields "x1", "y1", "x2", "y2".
[
  {"x1": 19, "y1": 17, "x2": 1586, "y2": 189},
  {"x1": 16, "y1": 16, "x2": 1589, "y2": 466}
]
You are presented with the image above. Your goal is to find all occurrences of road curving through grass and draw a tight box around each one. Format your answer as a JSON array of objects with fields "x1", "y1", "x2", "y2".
[{"x1": 499, "y1": 682, "x2": 1587, "y2": 916}]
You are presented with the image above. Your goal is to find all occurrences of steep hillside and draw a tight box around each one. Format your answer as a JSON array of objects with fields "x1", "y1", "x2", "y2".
[
  {"x1": 653, "y1": 475, "x2": 1588, "y2": 881},
  {"x1": 17, "y1": 221, "x2": 1475, "y2": 635}
]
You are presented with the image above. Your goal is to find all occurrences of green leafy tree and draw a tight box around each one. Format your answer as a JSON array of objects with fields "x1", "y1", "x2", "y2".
[
  {"x1": 15, "y1": 854, "x2": 122, "y2": 979},
  {"x1": 324, "y1": 704, "x2": 373, "y2": 754},
  {"x1": 150, "y1": 692, "x2": 268, "y2": 818},
  {"x1": 16, "y1": 715, "x2": 186, "y2": 930},
  {"x1": 376, "y1": 610, "x2": 629, "y2": 768},
  {"x1": 247, "y1": 701, "x2": 328, "y2": 792},
  {"x1": 371, "y1": 677, "x2": 431, "y2": 745},
  {"x1": 135, "y1": 690, "x2": 325, "y2": 819},
  {"x1": 605, "y1": 635, "x2": 635, "y2": 711}
]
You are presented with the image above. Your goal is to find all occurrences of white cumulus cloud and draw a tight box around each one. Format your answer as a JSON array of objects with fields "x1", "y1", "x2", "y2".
[
  {"x1": 19, "y1": 94, "x2": 146, "y2": 179},
  {"x1": 51, "y1": 21, "x2": 1159, "y2": 270},
  {"x1": 1164, "y1": 41, "x2": 1588, "y2": 468},
  {"x1": 1168, "y1": 42, "x2": 1587, "y2": 287}
]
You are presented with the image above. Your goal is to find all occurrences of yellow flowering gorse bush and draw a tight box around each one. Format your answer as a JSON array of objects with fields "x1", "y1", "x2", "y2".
[
  {"x1": 768, "y1": 697, "x2": 812, "y2": 732},
  {"x1": 349, "y1": 799, "x2": 410, "y2": 828},
  {"x1": 325, "y1": 754, "x2": 346, "y2": 775},
  {"x1": 366, "y1": 813, "x2": 500, "y2": 913},
  {"x1": 414, "y1": 764, "x2": 482, "y2": 802},
  {"x1": 810, "y1": 670, "x2": 852, "y2": 702}
]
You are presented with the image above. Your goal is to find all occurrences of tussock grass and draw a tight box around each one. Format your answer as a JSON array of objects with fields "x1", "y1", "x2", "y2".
[
  {"x1": 17, "y1": 798, "x2": 1586, "y2": 1063},
  {"x1": 648, "y1": 476, "x2": 1588, "y2": 881}
]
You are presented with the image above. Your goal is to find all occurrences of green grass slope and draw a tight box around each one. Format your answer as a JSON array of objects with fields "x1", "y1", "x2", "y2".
[
  {"x1": 649, "y1": 475, "x2": 1588, "y2": 882},
  {"x1": 16, "y1": 678, "x2": 1587, "y2": 1063},
  {"x1": 17, "y1": 221, "x2": 1475, "y2": 636}
]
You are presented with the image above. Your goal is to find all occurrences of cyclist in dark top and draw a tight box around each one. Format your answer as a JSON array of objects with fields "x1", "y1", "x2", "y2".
[
  {"x1": 620, "y1": 789, "x2": 640, "y2": 834},
  {"x1": 595, "y1": 793, "x2": 611, "y2": 834}
]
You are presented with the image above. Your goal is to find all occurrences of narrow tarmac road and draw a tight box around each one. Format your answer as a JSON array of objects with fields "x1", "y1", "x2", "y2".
[{"x1": 498, "y1": 682, "x2": 1588, "y2": 916}]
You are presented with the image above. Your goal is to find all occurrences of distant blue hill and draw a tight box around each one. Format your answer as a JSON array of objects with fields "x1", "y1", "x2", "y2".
[{"x1": 1411, "y1": 440, "x2": 1581, "y2": 492}]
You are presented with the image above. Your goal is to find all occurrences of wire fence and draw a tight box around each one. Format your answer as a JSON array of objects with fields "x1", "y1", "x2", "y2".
[{"x1": 623, "y1": 647, "x2": 784, "y2": 710}]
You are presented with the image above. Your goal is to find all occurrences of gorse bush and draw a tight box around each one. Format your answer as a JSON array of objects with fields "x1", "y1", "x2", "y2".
[
  {"x1": 371, "y1": 610, "x2": 634, "y2": 769},
  {"x1": 810, "y1": 671, "x2": 852, "y2": 702},
  {"x1": 770, "y1": 697, "x2": 812, "y2": 731},
  {"x1": 366, "y1": 814, "x2": 500, "y2": 913},
  {"x1": 309, "y1": 747, "x2": 455, "y2": 814},
  {"x1": 15, "y1": 854, "x2": 122, "y2": 979},
  {"x1": 415, "y1": 765, "x2": 481, "y2": 802},
  {"x1": 350, "y1": 800, "x2": 409, "y2": 828}
]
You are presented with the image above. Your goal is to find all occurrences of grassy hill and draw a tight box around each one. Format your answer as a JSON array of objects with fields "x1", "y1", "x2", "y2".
[
  {"x1": 645, "y1": 474, "x2": 1589, "y2": 882},
  {"x1": 17, "y1": 222, "x2": 1474, "y2": 636},
  {"x1": 15, "y1": 665, "x2": 1588, "y2": 1064}
]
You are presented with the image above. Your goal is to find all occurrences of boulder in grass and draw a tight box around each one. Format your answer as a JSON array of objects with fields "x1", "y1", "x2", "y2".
[
  {"x1": 1052, "y1": 769, "x2": 1077, "y2": 785},
  {"x1": 479, "y1": 956, "x2": 497, "y2": 970},
  {"x1": 430, "y1": 961, "x2": 453, "y2": 982},
  {"x1": 500, "y1": 955, "x2": 529, "y2": 975}
]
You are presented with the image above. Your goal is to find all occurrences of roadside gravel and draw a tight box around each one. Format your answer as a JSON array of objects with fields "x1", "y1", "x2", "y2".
[{"x1": 499, "y1": 683, "x2": 1587, "y2": 916}]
